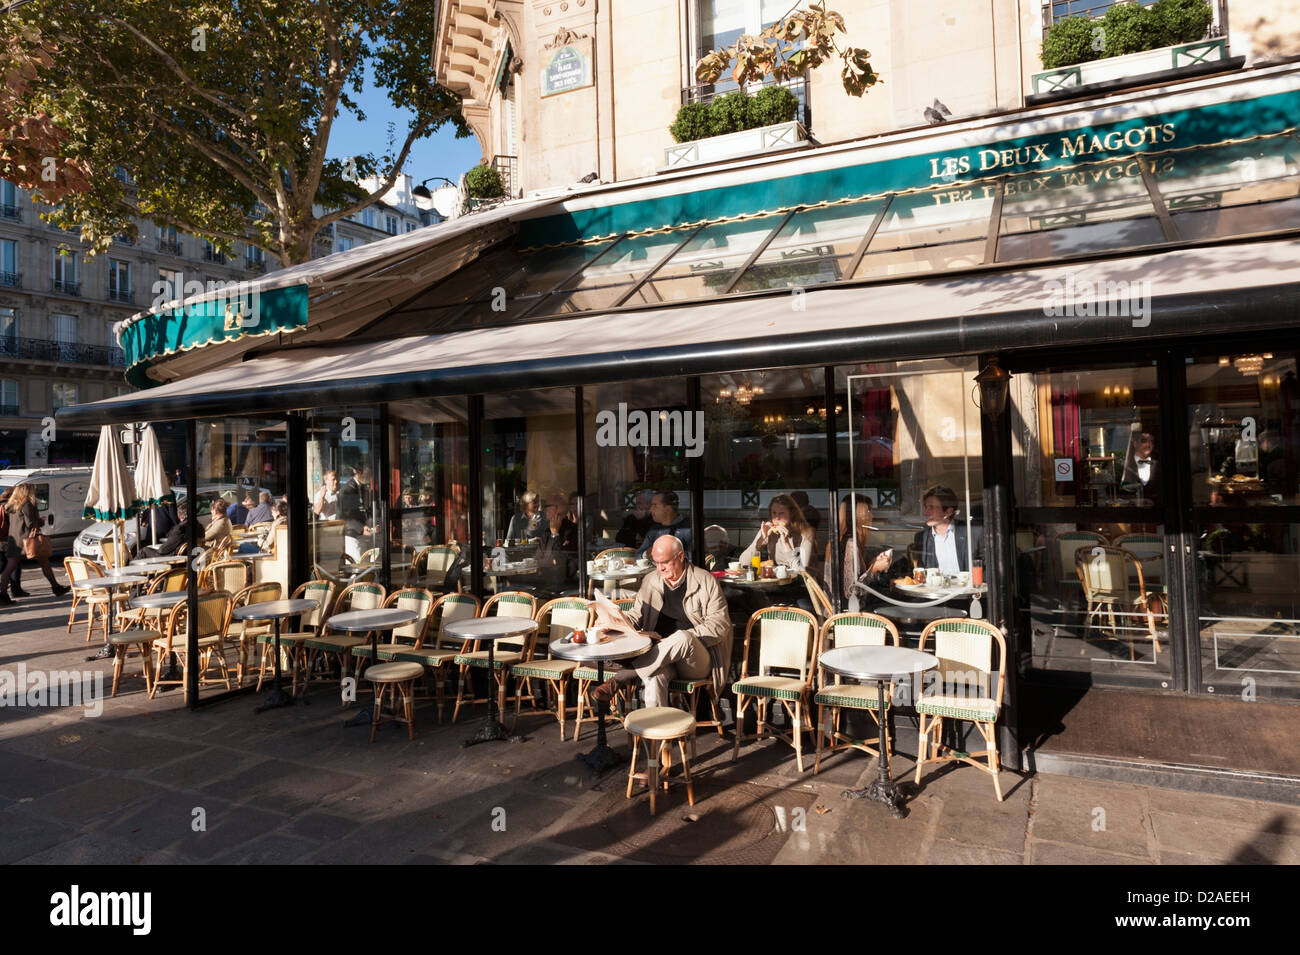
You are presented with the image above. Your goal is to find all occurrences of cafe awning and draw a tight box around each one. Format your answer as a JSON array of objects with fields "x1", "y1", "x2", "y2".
[{"x1": 57, "y1": 234, "x2": 1300, "y2": 427}]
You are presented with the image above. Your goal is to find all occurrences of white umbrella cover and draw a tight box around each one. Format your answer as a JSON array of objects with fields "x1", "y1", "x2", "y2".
[
  {"x1": 134, "y1": 424, "x2": 175, "y2": 547},
  {"x1": 83, "y1": 425, "x2": 139, "y2": 522}
]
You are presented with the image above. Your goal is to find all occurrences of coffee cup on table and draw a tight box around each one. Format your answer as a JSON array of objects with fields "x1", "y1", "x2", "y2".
[{"x1": 775, "y1": 565, "x2": 789, "y2": 579}]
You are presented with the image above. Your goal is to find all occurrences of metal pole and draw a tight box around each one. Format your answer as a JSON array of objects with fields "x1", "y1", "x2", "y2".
[
  {"x1": 824, "y1": 366, "x2": 843, "y2": 609},
  {"x1": 687, "y1": 377, "x2": 705, "y2": 568},
  {"x1": 186, "y1": 419, "x2": 200, "y2": 709},
  {"x1": 574, "y1": 387, "x2": 587, "y2": 596},
  {"x1": 468, "y1": 395, "x2": 484, "y2": 597},
  {"x1": 287, "y1": 413, "x2": 308, "y2": 593},
  {"x1": 378, "y1": 404, "x2": 392, "y2": 590}
]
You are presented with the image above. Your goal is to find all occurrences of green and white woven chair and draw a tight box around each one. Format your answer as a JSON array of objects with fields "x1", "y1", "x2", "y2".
[
  {"x1": 388, "y1": 591, "x2": 481, "y2": 723},
  {"x1": 813, "y1": 612, "x2": 900, "y2": 774},
  {"x1": 1052, "y1": 530, "x2": 1106, "y2": 594},
  {"x1": 1075, "y1": 545, "x2": 1159, "y2": 661},
  {"x1": 148, "y1": 591, "x2": 234, "y2": 704},
  {"x1": 416, "y1": 544, "x2": 461, "y2": 591},
  {"x1": 510, "y1": 596, "x2": 589, "y2": 738},
  {"x1": 349, "y1": 587, "x2": 436, "y2": 671},
  {"x1": 573, "y1": 596, "x2": 638, "y2": 740},
  {"x1": 256, "y1": 578, "x2": 336, "y2": 693},
  {"x1": 452, "y1": 590, "x2": 538, "y2": 724},
  {"x1": 587, "y1": 546, "x2": 639, "y2": 599},
  {"x1": 731, "y1": 606, "x2": 820, "y2": 772},
  {"x1": 299, "y1": 582, "x2": 387, "y2": 692},
  {"x1": 914, "y1": 617, "x2": 1007, "y2": 802}
]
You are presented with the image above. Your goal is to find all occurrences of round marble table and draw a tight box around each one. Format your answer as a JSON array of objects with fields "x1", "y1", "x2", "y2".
[
  {"x1": 329, "y1": 608, "x2": 419, "y2": 727},
  {"x1": 445, "y1": 616, "x2": 539, "y2": 747},
  {"x1": 81, "y1": 575, "x2": 147, "y2": 658},
  {"x1": 552, "y1": 631, "x2": 652, "y2": 774},
  {"x1": 819, "y1": 645, "x2": 938, "y2": 817},
  {"x1": 233, "y1": 598, "x2": 321, "y2": 712}
]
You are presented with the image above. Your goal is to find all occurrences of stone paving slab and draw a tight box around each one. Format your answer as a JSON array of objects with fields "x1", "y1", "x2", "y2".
[{"x1": 3, "y1": 600, "x2": 1300, "y2": 865}]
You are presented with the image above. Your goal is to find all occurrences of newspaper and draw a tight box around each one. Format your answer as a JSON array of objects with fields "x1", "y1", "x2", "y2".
[{"x1": 591, "y1": 589, "x2": 639, "y2": 638}]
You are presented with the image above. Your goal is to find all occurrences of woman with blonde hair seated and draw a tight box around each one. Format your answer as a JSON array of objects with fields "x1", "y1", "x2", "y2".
[{"x1": 738, "y1": 493, "x2": 814, "y2": 572}]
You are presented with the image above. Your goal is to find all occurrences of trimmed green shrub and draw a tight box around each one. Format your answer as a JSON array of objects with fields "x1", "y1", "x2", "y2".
[
  {"x1": 1151, "y1": 0, "x2": 1214, "y2": 47},
  {"x1": 670, "y1": 100, "x2": 714, "y2": 144},
  {"x1": 1101, "y1": 1, "x2": 1163, "y2": 57},
  {"x1": 464, "y1": 164, "x2": 503, "y2": 199},
  {"x1": 669, "y1": 84, "x2": 800, "y2": 144},
  {"x1": 751, "y1": 84, "x2": 799, "y2": 128},
  {"x1": 710, "y1": 90, "x2": 756, "y2": 136},
  {"x1": 1040, "y1": 16, "x2": 1101, "y2": 70}
]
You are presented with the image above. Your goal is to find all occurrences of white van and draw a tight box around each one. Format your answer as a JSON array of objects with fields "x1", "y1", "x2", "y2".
[{"x1": 0, "y1": 467, "x2": 95, "y2": 553}]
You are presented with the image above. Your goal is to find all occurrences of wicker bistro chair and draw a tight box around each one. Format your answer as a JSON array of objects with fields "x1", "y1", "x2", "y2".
[
  {"x1": 256, "y1": 579, "x2": 338, "y2": 692},
  {"x1": 572, "y1": 596, "x2": 638, "y2": 741},
  {"x1": 201, "y1": 559, "x2": 248, "y2": 595},
  {"x1": 587, "y1": 546, "x2": 640, "y2": 599},
  {"x1": 100, "y1": 538, "x2": 132, "y2": 570},
  {"x1": 298, "y1": 582, "x2": 387, "y2": 692},
  {"x1": 1075, "y1": 545, "x2": 1160, "y2": 660},
  {"x1": 452, "y1": 591, "x2": 540, "y2": 724},
  {"x1": 510, "y1": 596, "x2": 590, "y2": 738},
  {"x1": 385, "y1": 592, "x2": 481, "y2": 723},
  {"x1": 350, "y1": 588, "x2": 436, "y2": 670},
  {"x1": 813, "y1": 612, "x2": 901, "y2": 774},
  {"x1": 67, "y1": 557, "x2": 132, "y2": 643},
  {"x1": 1114, "y1": 532, "x2": 1165, "y2": 584},
  {"x1": 1052, "y1": 531, "x2": 1107, "y2": 593},
  {"x1": 914, "y1": 618, "x2": 1008, "y2": 801},
  {"x1": 64, "y1": 556, "x2": 102, "y2": 637},
  {"x1": 148, "y1": 591, "x2": 236, "y2": 703},
  {"x1": 227, "y1": 582, "x2": 283, "y2": 685},
  {"x1": 731, "y1": 606, "x2": 821, "y2": 772}
]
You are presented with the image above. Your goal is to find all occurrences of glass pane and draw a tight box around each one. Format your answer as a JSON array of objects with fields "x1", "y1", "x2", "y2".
[
  {"x1": 548, "y1": 231, "x2": 688, "y2": 312},
  {"x1": 1196, "y1": 522, "x2": 1300, "y2": 696},
  {"x1": 387, "y1": 398, "x2": 470, "y2": 590},
  {"x1": 640, "y1": 216, "x2": 784, "y2": 303},
  {"x1": 998, "y1": 159, "x2": 1162, "y2": 260},
  {"x1": 583, "y1": 379, "x2": 692, "y2": 598},
  {"x1": 1011, "y1": 363, "x2": 1162, "y2": 509},
  {"x1": 1018, "y1": 520, "x2": 1172, "y2": 680},
  {"x1": 850, "y1": 189, "x2": 992, "y2": 279},
  {"x1": 1186, "y1": 353, "x2": 1300, "y2": 506},
  {"x1": 855, "y1": 240, "x2": 987, "y2": 279},
  {"x1": 481, "y1": 387, "x2": 579, "y2": 600},
  {"x1": 700, "y1": 366, "x2": 832, "y2": 623},
  {"x1": 1152, "y1": 134, "x2": 1300, "y2": 227},
  {"x1": 731, "y1": 201, "x2": 883, "y2": 293},
  {"x1": 307, "y1": 407, "x2": 381, "y2": 582}
]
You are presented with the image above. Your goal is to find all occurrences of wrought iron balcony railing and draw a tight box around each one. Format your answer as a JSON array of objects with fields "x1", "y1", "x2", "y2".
[
  {"x1": 0, "y1": 271, "x2": 19, "y2": 288},
  {"x1": 108, "y1": 286, "x2": 133, "y2": 303},
  {"x1": 51, "y1": 278, "x2": 80, "y2": 295},
  {"x1": 0, "y1": 336, "x2": 125, "y2": 367},
  {"x1": 0, "y1": 204, "x2": 20, "y2": 221}
]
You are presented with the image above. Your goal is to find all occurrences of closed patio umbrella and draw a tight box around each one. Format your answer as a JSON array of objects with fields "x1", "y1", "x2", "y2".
[
  {"x1": 134, "y1": 425, "x2": 175, "y2": 548},
  {"x1": 83, "y1": 425, "x2": 140, "y2": 660}
]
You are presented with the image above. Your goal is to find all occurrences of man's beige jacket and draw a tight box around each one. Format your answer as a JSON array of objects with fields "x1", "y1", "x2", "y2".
[{"x1": 625, "y1": 564, "x2": 734, "y2": 692}]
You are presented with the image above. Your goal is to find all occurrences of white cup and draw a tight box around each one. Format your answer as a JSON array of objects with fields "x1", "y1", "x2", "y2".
[
  {"x1": 636, "y1": 558, "x2": 650, "y2": 568},
  {"x1": 775, "y1": 565, "x2": 789, "y2": 579},
  {"x1": 728, "y1": 561, "x2": 741, "y2": 572},
  {"x1": 586, "y1": 560, "x2": 596, "y2": 575}
]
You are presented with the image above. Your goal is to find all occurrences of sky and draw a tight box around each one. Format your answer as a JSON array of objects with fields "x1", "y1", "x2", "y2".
[{"x1": 325, "y1": 66, "x2": 485, "y2": 190}]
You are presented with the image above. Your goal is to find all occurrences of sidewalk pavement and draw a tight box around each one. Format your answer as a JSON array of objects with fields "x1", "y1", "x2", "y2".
[{"x1": 2, "y1": 586, "x2": 1298, "y2": 865}]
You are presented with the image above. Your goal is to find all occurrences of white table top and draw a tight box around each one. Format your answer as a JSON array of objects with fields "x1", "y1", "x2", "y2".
[
  {"x1": 445, "y1": 616, "x2": 538, "y2": 642},
  {"x1": 550, "y1": 630, "x2": 651, "y2": 663},
  {"x1": 130, "y1": 591, "x2": 189, "y2": 609},
  {"x1": 229, "y1": 551, "x2": 273, "y2": 560},
  {"x1": 329, "y1": 608, "x2": 418, "y2": 632},
  {"x1": 896, "y1": 581, "x2": 987, "y2": 598},
  {"x1": 232, "y1": 598, "x2": 320, "y2": 621},
  {"x1": 820, "y1": 645, "x2": 938, "y2": 681},
  {"x1": 82, "y1": 575, "x2": 146, "y2": 588},
  {"x1": 720, "y1": 573, "x2": 798, "y2": 588}
]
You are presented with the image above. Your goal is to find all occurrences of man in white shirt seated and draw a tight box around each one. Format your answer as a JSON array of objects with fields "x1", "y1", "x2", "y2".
[{"x1": 912, "y1": 484, "x2": 980, "y2": 575}]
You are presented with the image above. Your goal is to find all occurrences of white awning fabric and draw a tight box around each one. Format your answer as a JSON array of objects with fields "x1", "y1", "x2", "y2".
[{"x1": 59, "y1": 235, "x2": 1300, "y2": 427}]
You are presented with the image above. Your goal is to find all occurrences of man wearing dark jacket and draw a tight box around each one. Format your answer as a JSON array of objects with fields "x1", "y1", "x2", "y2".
[
  {"x1": 912, "y1": 485, "x2": 982, "y2": 573},
  {"x1": 339, "y1": 466, "x2": 374, "y2": 560},
  {"x1": 141, "y1": 502, "x2": 192, "y2": 558}
]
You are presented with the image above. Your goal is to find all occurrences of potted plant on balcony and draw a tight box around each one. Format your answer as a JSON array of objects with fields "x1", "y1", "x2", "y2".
[
  {"x1": 665, "y1": 3, "x2": 879, "y2": 171},
  {"x1": 463, "y1": 163, "x2": 504, "y2": 212},
  {"x1": 1034, "y1": 0, "x2": 1226, "y2": 98}
]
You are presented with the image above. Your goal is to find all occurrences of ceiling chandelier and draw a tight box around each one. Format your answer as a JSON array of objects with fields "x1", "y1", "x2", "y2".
[
  {"x1": 1220, "y1": 353, "x2": 1272, "y2": 377},
  {"x1": 717, "y1": 381, "x2": 764, "y2": 406}
]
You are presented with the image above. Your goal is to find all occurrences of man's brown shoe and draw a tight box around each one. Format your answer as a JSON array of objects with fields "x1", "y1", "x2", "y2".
[{"x1": 590, "y1": 677, "x2": 619, "y2": 706}]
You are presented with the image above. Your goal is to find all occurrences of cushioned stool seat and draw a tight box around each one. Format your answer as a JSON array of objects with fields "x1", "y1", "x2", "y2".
[
  {"x1": 364, "y1": 661, "x2": 425, "y2": 742},
  {"x1": 624, "y1": 706, "x2": 696, "y2": 816},
  {"x1": 109, "y1": 629, "x2": 159, "y2": 697}
]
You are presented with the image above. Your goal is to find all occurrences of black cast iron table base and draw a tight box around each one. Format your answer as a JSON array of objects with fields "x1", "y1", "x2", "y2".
[
  {"x1": 256, "y1": 619, "x2": 296, "y2": 713},
  {"x1": 575, "y1": 659, "x2": 619, "y2": 775},
  {"x1": 841, "y1": 677, "x2": 907, "y2": 818},
  {"x1": 461, "y1": 641, "x2": 523, "y2": 746}
]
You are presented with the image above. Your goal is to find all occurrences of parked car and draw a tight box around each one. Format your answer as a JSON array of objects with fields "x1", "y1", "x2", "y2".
[
  {"x1": 0, "y1": 467, "x2": 94, "y2": 555},
  {"x1": 73, "y1": 484, "x2": 274, "y2": 561}
]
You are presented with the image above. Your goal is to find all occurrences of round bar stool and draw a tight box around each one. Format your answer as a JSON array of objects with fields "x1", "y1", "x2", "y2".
[
  {"x1": 624, "y1": 707, "x2": 697, "y2": 816},
  {"x1": 364, "y1": 661, "x2": 425, "y2": 742},
  {"x1": 108, "y1": 629, "x2": 159, "y2": 697}
]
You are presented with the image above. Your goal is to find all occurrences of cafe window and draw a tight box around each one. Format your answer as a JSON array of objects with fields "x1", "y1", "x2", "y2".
[
  {"x1": 0, "y1": 379, "x2": 18, "y2": 414},
  {"x1": 52, "y1": 382, "x2": 78, "y2": 410},
  {"x1": 306, "y1": 407, "x2": 380, "y2": 575},
  {"x1": 1187, "y1": 352, "x2": 1300, "y2": 697},
  {"x1": 481, "y1": 387, "x2": 579, "y2": 600}
]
